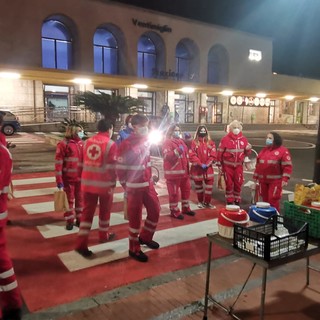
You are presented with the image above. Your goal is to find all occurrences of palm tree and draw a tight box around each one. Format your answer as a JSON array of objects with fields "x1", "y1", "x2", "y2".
[{"x1": 75, "y1": 91, "x2": 143, "y2": 125}]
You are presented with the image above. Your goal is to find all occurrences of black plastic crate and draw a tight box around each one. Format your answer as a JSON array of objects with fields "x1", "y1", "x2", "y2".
[{"x1": 233, "y1": 215, "x2": 309, "y2": 261}]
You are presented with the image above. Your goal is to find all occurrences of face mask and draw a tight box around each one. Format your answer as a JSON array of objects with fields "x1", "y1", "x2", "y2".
[
  {"x1": 266, "y1": 138, "x2": 273, "y2": 146},
  {"x1": 77, "y1": 131, "x2": 84, "y2": 139},
  {"x1": 173, "y1": 131, "x2": 181, "y2": 138},
  {"x1": 233, "y1": 128, "x2": 240, "y2": 135},
  {"x1": 199, "y1": 131, "x2": 207, "y2": 137},
  {"x1": 137, "y1": 126, "x2": 148, "y2": 136},
  {"x1": 128, "y1": 123, "x2": 133, "y2": 129}
]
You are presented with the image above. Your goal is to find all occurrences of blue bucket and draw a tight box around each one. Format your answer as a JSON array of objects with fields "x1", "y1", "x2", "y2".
[{"x1": 249, "y1": 204, "x2": 278, "y2": 223}]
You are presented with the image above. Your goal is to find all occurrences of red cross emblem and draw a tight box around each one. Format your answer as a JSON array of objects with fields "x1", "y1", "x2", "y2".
[{"x1": 87, "y1": 144, "x2": 101, "y2": 160}]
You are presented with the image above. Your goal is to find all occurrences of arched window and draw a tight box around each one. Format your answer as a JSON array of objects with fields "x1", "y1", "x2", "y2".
[
  {"x1": 176, "y1": 42, "x2": 192, "y2": 81},
  {"x1": 207, "y1": 45, "x2": 229, "y2": 85},
  {"x1": 137, "y1": 35, "x2": 156, "y2": 78},
  {"x1": 42, "y1": 20, "x2": 72, "y2": 70},
  {"x1": 94, "y1": 28, "x2": 118, "y2": 74}
]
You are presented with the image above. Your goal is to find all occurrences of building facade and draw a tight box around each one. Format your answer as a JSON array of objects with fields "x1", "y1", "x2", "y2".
[{"x1": 0, "y1": 0, "x2": 319, "y2": 125}]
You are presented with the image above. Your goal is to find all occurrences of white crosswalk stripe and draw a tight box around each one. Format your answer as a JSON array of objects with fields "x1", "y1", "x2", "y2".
[{"x1": 12, "y1": 174, "x2": 217, "y2": 271}]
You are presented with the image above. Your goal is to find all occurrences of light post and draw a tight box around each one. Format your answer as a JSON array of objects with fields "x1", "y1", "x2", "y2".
[{"x1": 312, "y1": 97, "x2": 320, "y2": 183}]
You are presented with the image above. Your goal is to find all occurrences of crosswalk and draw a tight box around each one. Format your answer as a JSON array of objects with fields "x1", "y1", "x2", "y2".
[{"x1": 11, "y1": 173, "x2": 219, "y2": 272}]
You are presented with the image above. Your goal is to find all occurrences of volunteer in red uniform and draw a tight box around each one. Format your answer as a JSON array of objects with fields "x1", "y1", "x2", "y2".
[
  {"x1": 162, "y1": 124, "x2": 196, "y2": 220},
  {"x1": 55, "y1": 124, "x2": 84, "y2": 230},
  {"x1": 0, "y1": 142, "x2": 22, "y2": 320},
  {"x1": 75, "y1": 119, "x2": 117, "y2": 258},
  {"x1": 117, "y1": 114, "x2": 160, "y2": 263},
  {"x1": 253, "y1": 131, "x2": 292, "y2": 212},
  {"x1": 217, "y1": 120, "x2": 251, "y2": 205},
  {"x1": 189, "y1": 125, "x2": 217, "y2": 208}
]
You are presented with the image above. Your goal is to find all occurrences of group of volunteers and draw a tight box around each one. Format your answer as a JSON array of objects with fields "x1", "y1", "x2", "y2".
[{"x1": 54, "y1": 114, "x2": 293, "y2": 263}]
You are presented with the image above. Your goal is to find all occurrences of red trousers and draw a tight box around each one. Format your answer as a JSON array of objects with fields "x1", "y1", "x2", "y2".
[
  {"x1": 63, "y1": 180, "x2": 82, "y2": 223},
  {"x1": 194, "y1": 178, "x2": 214, "y2": 204},
  {"x1": 76, "y1": 189, "x2": 113, "y2": 250},
  {"x1": 259, "y1": 180, "x2": 282, "y2": 212},
  {"x1": 166, "y1": 177, "x2": 191, "y2": 214},
  {"x1": 0, "y1": 229, "x2": 22, "y2": 314},
  {"x1": 127, "y1": 185, "x2": 160, "y2": 253},
  {"x1": 223, "y1": 165, "x2": 244, "y2": 203}
]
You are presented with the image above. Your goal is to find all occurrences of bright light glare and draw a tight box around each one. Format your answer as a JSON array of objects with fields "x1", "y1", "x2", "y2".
[
  {"x1": 310, "y1": 97, "x2": 319, "y2": 102},
  {"x1": 221, "y1": 90, "x2": 233, "y2": 96},
  {"x1": 180, "y1": 87, "x2": 195, "y2": 93},
  {"x1": 148, "y1": 129, "x2": 163, "y2": 145},
  {"x1": 248, "y1": 49, "x2": 262, "y2": 61},
  {"x1": 284, "y1": 95, "x2": 294, "y2": 101},
  {"x1": 132, "y1": 83, "x2": 148, "y2": 89},
  {"x1": 0, "y1": 72, "x2": 21, "y2": 79},
  {"x1": 72, "y1": 78, "x2": 92, "y2": 84},
  {"x1": 256, "y1": 92, "x2": 267, "y2": 98}
]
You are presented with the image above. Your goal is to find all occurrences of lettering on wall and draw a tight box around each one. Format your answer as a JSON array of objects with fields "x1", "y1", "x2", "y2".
[
  {"x1": 152, "y1": 68, "x2": 179, "y2": 79},
  {"x1": 229, "y1": 95, "x2": 271, "y2": 107},
  {"x1": 132, "y1": 18, "x2": 172, "y2": 33}
]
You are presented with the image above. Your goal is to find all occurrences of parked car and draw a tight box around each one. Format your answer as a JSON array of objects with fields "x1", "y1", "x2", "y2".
[{"x1": 0, "y1": 110, "x2": 21, "y2": 136}]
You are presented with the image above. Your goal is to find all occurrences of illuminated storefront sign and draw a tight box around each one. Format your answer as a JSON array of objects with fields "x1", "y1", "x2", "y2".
[
  {"x1": 132, "y1": 18, "x2": 172, "y2": 33},
  {"x1": 229, "y1": 95, "x2": 271, "y2": 107}
]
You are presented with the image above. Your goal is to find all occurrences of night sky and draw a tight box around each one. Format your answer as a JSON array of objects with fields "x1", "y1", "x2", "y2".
[{"x1": 111, "y1": 0, "x2": 320, "y2": 80}]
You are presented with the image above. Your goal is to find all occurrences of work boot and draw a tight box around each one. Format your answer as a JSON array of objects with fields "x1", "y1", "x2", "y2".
[
  {"x1": 184, "y1": 210, "x2": 196, "y2": 216},
  {"x1": 66, "y1": 222, "x2": 73, "y2": 230},
  {"x1": 99, "y1": 232, "x2": 116, "y2": 243},
  {"x1": 129, "y1": 250, "x2": 148, "y2": 262},
  {"x1": 139, "y1": 237, "x2": 160, "y2": 249},
  {"x1": 170, "y1": 211, "x2": 184, "y2": 220},
  {"x1": 75, "y1": 248, "x2": 94, "y2": 258}
]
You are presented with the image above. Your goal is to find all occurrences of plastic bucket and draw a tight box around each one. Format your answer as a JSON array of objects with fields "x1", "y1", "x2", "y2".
[{"x1": 249, "y1": 204, "x2": 278, "y2": 223}]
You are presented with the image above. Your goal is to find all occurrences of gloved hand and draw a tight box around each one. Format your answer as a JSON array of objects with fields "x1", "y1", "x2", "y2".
[
  {"x1": 179, "y1": 145, "x2": 184, "y2": 152},
  {"x1": 201, "y1": 164, "x2": 207, "y2": 170},
  {"x1": 57, "y1": 183, "x2": 64, "y2": 189}
]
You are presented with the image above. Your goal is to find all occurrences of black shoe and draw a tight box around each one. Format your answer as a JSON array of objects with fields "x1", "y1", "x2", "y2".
[
  {"x1": 66, "y1": 222, "x2": 74, "y2": 230},
  {"x1": 129, "y1": 250, "x2": 148, "y2": 262},
  {"x1": 227, "y1": 201, "x2": 234, "y2": 205},
  {"x1": 139, "y1": 237, "x2": 160, "y2": 249},
  {"x1": 184, "y1": 210, "x2": 196, "y2": 216},
  {"x1": 2, "y1": 308, "x2": 22, "y2": 320},
  {"x1": 75, "y1": 219, "x2": 80, "y2": 227},
  {"x1": 99, "y1": 232, "x2": 116, "y2": 243},
  {"x1": 75, "y1": 248, "x2": 94, "y2": 258},
  {"x1": 234, "y1": 201, "x2": 240, "y2": 206},
  {"x1": 170, "y1": 212, "x2": 184, "y2": 220}
]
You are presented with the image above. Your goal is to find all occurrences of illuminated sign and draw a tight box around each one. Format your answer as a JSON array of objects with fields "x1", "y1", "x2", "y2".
[
  {"x1": 132, "y1": 19, "x2": 172, "y2": 33},
  {"x1": 229, "y1": 95, "x2": 271, "y2": 107},
  {"x1": 248, "y1": 49, "x2": 262, "y2": 61}
]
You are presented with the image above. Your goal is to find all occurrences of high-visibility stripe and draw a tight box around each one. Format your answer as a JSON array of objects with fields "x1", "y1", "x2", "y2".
[
  {"x1": 62, "y1": 168, "x2": 78, "y2": 173},
  {"x1": 282, "y1": 161, "x2": 292, "y2": 165},
  {"x1": 0, "y1": 211, "x2": 8, "y2": 220},
  {"x1": 65, "y1": 157, "x2": 78, "y2": 162},
  {"x1": 126, "y1": 181, "x2": 149, "y2": 188},
  {"x1": 56, "y1": 171, "x2": 62, "y2": 176},
  {"x1": 0, "y1": 268, "x2": 14, "y2": 279},
  {"x1": 1, "y1": 186, "x2": 9, "y2": 194},
  {"x1": 0, "y1": 280, "x2": 18, "y2": 292},
  {"x1": 266, "y1": 175, "x2": 282, "y2": 179},
  {"x1": 283, "y1": 173, "x2": 291, "y2": 178},
  {"x1": 81, "y1": 179, "x2": 116, "y2": 188},
  {"x1": 223, "y1": 160, "x2": 242, "y2": 166},
  {"x1": 129, "y1": 227, "x2": 140, "y2": 233},
  {"x1": 116, "y1": 164, "x2": 146, "y2": 170},
  {"x1": 267, "y1": 160, "x2": 280, "y2": 164},
  {"x1": 164, "y1": 169, "x2": 186, "y2": 175},
  {"x1": 83, "y1": 164, "x2": 115, "y2": 173},
  {"x1": 145, "y1": 218, "x2": 157, "y2": 227},
  {"x1": 225, "y1": 148, "x2": 244, "y2": 153},
  {"x1": 55, "y1": 160, "x2": 63, "y2": 164}
]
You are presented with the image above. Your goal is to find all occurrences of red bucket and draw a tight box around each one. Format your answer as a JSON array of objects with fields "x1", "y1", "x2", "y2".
[{"x1": 218, "y1": 206, "x2": 249, "y2": 239}]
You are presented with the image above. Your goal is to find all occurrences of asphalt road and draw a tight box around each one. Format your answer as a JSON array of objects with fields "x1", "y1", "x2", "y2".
[{"x1": 6, "y1": 130, "x2": 318, "y2": 212}]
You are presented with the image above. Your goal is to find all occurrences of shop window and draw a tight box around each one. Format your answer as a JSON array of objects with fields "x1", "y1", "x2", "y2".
[
  {"x1": 138, "y1": 91, "x2": 155, "y2": 116},
  {"x1": 94, "y1": 28, "x2": 118, "y2": 74},
  {"x1": 207, "y1": 45, "x2": 228, "y2": 85},
  {"x1": 283, "y1": 101, "x2": 294, "y2": 114},
  {"x1": 308, "y1": 102, "x2": 318, "y2": 116},
  {"x1": 137, "y1": 35, "x2": 156, "y2": 78},
  {"x1": 42, "y1": 20, "x2": 72, "y2": 70}
]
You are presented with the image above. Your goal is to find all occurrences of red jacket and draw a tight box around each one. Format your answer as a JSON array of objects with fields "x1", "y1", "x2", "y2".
[
  {"x1": 189, "y1": 138, "x2": 217, "y2": 181},
  {"x1": 253, "y1": 145, "x2": 292, "y2": 183},
  {"x1": 55, "y1": 137, "x2": 83, "y2": 184},
  {"x1": 117, "y1": 133, "x2": 152, "y2": 191},
  {"x1": 81, "y1": 132, "x2": 117, "y2": 194},
  {"x1": 0, "y1": 143, "x2": 12, "y2": 227},
  {"x1": 162, "y1": 138, "x2": 189, "y2": 180},
  {"x1": 217, "y1": 132, "x2": 251, "y2": 167}
]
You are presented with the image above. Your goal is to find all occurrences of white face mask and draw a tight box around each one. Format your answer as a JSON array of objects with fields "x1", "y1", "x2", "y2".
[
  {"x1": 137, "y1": 126, "x2": 148, "y2": 136},
  {"x1": 233, "y1": 128, "x2": 240, "y2": 135},
  {"x1": 128, "y1": 123, "x2": 133, "y2": 129}
]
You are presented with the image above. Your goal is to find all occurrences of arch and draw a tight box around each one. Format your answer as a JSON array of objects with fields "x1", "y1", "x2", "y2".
[
  {"x1": 94, "y1": 26, "x2": 119, "y2": 75},
  {"x1": 175, "y1": 38, "x2": 200, "y2": 82},
  {"x1": 41, "y1": 15, "x2": 75, "y2": 70},
  {"x1": 137, "y1": 31, "x2": 165, "y2": 78},
  {"x1": 207, "y1": 44, "x2": 229, "y2": 85}
]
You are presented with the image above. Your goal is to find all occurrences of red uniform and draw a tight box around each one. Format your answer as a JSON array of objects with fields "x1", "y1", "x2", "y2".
[
  {"x1": 117, "y1": 133, "x2": 160, "y2": 254},
  {"x1": 217, "y1": 132, "x2": 251, "y2": 204},
  {"x1": 0, "y1": 143, "x2": 22, "y2": 317},
  {"x1": 162, "y1": 137, "x2": 192, "y2": 217},
  {"x1": 253, "y1": 145, "x2": 292, "y2": 211},
  {"x1": 55, "y1": 137, "x2": 83, "y2": 224},
  {"x1": 189, "y1": 139, "x2": 217, "y2": 204},
  {"x1": 76, "y1": 132, "x2": 117, "y2": 249}
]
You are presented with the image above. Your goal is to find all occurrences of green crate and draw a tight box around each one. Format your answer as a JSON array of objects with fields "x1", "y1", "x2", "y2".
[{"x1": 284, "y1": 201, "x2": 320, "y2": 238}]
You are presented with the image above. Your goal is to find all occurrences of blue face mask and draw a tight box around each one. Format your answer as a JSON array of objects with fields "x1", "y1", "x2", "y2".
[
  {"x1": 78, "y1": 131, "x2": 84, "y2": 139},
  {"x1": 266, "y1": 138, "x2": 273, "y2": 146}
]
